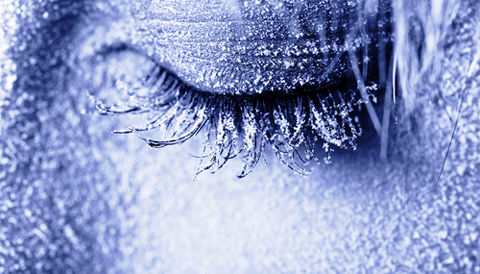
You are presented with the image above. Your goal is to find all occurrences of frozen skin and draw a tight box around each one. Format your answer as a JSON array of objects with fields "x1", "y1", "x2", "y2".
[{"x1": 1, "y1": 0, "x2": 480, "y2": 273}]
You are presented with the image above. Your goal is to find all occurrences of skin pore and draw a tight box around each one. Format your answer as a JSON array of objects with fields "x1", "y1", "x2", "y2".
[{"x1": 1, "y1": 0, "x2": 480, "y2": 273}]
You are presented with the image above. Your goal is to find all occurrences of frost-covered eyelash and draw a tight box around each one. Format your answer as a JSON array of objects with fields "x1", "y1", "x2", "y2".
[{"x1": 91, "y1": 45, "x2": 363, "y2": 177}]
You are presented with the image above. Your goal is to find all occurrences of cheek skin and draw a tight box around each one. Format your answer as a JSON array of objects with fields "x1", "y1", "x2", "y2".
[
  {"x1": 96, "y1": 111, "x2": 474, "y2": 274},
  {"x1": 3, "y1": 0, "x2": 480, "y2": 273}
]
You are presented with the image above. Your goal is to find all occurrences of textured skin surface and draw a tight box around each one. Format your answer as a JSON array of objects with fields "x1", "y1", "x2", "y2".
[
  {"x1": 130, "y1": 0, "x2": 374, "y2": 95},
  {"x1": 1, "y1": 0, "x2": 480, "y2": 273}
]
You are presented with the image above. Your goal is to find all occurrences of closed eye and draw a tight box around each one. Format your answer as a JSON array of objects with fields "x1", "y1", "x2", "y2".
[
  {"x1": 79, "y1": 42, "x2": 373, "y2": 177},
  {"x1": 79, "y1": 1, "x2": 393, "y2": 178}
]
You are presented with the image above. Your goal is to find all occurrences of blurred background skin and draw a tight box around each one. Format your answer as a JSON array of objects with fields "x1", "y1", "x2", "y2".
[{"x1": 1, "y1": 0, "x2": 480, "y2": 273}]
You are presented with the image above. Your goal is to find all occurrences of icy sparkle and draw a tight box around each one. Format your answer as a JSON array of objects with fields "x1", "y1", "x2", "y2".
[{"x1": 131, "y1": 0, "x2": 369, "y2": 96}]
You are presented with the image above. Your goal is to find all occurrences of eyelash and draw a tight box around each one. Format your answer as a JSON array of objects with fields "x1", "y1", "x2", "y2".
[{"x1": 87, "y1": 43, "x2": 368, "y2": 177}]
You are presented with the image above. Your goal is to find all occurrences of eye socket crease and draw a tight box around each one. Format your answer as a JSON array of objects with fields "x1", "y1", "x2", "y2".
[{"x1": 82, "y1": 41, "x2": 373, "y2": 177}]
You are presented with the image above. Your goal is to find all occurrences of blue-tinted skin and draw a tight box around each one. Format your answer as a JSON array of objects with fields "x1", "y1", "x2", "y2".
[{"x1": 1, "y1": 0, "x2": 480, "y2": 273}]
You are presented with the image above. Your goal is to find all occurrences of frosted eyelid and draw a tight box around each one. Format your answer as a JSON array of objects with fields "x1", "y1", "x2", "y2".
[{"x1": 131, "y1": 0, "x2": 362, "y2": 96}]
